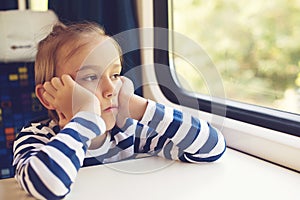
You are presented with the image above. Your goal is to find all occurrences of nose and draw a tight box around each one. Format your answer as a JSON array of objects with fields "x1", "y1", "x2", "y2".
[{"x1": 100, "y1": 77, "x2": 115, "y2": 99}]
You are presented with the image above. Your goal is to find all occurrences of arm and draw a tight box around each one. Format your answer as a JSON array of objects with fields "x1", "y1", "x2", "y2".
[
  {"x1": 137, "y1": 100, "x2": 226, "y2": 162},
  {"x1": 116, "y1": 77, "x2": 225, "y2": 162},
  {"x1": 13, "y1": 112, "x2": 106, "y2": 200},
  {"x1": 13, "y1": 75, "x2": 105, "y2": 199}
]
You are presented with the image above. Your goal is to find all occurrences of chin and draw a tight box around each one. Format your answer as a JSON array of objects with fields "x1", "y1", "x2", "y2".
[
  {"x1": 106, "y1": 122, "x2": 116, "y2": 131},
  {"x1": 101, "y1": 110, "x2": 119, "y2": 131},
  {"x1": 102, "y1": 116, "x2": 116, "y2": 131}
]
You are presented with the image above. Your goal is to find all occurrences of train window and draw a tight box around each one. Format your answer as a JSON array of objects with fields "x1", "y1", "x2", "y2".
[
  {"x1": 171, "y1": 0, "x2": 300, "y2": 114},
  {"x1": 152, "y1": 0, "x2": 300, "y2": 136},
  {"x1": 28, "y1": 0, "x2": 48, "y2": 11}
]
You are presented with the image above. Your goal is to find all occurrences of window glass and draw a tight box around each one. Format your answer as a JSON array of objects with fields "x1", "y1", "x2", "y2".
[
  {"x1": 171, "y1": 0, "x2": 300, "y2": 114},
  {"x1": 29, "y1": 0, "x2": 48, "y2": 11}
]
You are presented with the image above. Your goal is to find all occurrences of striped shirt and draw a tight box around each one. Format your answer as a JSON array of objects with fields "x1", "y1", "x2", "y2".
[{"x1": 12, "y1": 100, "x2": 226, "y2": 200}]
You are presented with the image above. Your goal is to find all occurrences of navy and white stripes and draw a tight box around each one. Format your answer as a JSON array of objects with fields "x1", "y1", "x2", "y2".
[
  {"x1": 13, "y1": 111, "x2": 106, "y2": 200},
  {"x1": 13, "y1": 99, "x2": 226, "y2": 200}
]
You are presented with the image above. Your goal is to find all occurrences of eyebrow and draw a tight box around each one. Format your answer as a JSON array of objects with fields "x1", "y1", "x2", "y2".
[{"x1": 76, "y1": 64, "x2": 122, "y2": 72}]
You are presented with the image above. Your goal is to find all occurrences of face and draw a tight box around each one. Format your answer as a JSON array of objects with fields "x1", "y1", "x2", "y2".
[{"x1": 56, "y1": 36, "x2": 122, "y2": 130}]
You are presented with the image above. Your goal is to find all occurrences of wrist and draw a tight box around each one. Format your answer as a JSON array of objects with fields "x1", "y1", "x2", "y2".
[{"x1": 129, "y1": 95, "x2": 147, "y2": 121}]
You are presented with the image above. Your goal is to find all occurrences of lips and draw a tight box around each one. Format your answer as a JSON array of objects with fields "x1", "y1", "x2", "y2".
[{"x1": 103, "y1": 105, "x2": 118, "y2": 112}]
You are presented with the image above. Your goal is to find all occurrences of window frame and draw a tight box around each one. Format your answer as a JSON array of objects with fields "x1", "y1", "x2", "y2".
[{"x1": 153, "y1": 0, "x2": 300, "y2": 137}]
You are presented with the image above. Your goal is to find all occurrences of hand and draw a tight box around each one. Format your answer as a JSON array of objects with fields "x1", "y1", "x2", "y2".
[
  {"x1": 116, "y1": 76, "x2": 134, "y2": 127},
  {"x1": 116, "y1": 76, "x2": 147, "y2": 127},
  {"x1": 42, "y1": 74, "x2": 101, "y2": 126}
]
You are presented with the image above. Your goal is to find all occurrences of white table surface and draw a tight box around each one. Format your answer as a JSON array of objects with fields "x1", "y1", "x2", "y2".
[{"x1": 1, "y1": 148, "x2": 300, "y2": 200}]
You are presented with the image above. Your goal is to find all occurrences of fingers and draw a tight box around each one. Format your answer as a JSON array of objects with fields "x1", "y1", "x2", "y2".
[
  {"x1": 43, "y1": 81, "x2": 56, "y2": 95},
  {"x1": 51, "y1": 77, "x2": 63, "y2": 89},
  {"x1": 43, "y1": 75, "x2": 74, "y2": 94},
  {"x1": 42, "y1": 91, "x2": 55, "y2": 108},
  {"x1": 42, "y1": 75, "x2": 73, "y2": 109},
  {"x1": 42, "y1": 81, "x2": 56, "y2": 102},
  {"x1": 120, "y1": 76, "x2": 134, "y2": 94},
  {"x1": 61, "y1": 74, "x2": 75, "y2": 86},
  {"x1": 120, "y1": 76, "x2": 130, "y2": 83},
  {"x1": 43, "y1": 77, "x2": 63, "y2": 98}
]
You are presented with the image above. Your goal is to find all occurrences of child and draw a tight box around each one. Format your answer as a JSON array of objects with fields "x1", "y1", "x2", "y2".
[{"x1": 12, "y1": 22, "x2": 226, "y2": 200}]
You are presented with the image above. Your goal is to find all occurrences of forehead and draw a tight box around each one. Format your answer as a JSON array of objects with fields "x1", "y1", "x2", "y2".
[
  {"x1": 56, "y1": 36, "x2": 121, "y2": 76},
  {"x1": 82, "y1": 37, "x2": 121, "y2": 68}
]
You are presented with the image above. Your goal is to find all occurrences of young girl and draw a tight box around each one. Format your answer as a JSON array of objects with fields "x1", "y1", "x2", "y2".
[{"x1": 12, "y1": 22, "x2": 226, "y2": 200}]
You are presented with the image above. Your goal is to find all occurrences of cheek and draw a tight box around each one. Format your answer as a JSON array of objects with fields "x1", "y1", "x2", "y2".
[{"x1": 77, "y1": 81, "x2": 99, "y2": 94}]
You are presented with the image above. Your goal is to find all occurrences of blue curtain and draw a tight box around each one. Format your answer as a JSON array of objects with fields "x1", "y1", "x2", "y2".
[
  {"x1": 0, "y1": 0, "x2": 18, "y2": 10},
  {"x1": 49, "y1": 0, "x2": 143, "y2": 96}
]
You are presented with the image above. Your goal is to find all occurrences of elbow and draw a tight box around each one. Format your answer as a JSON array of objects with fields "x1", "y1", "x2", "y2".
[
  {"x1": 206, "y1": 145, "x2": 226, "y2": 162},
  {"x1": 206, "y1": 136, "x2": 227, "y2": 162},
  {"x1": 180, "y1": 146, "x2": 226, "y2": 163},
  {"x1": 180, "y1": 137, "x2": 227, "y2": 163},
  {"x1": 205, "y1": 127, "x2": 227, "y2": 162},
  {"x1": 15, "y1": 163, "x2": 71, "y2": 200}
]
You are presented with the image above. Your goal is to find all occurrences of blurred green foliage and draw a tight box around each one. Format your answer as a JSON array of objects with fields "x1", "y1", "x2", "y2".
[{"x1": 173, "y1": 0, "x2": 300, "y2": 112}]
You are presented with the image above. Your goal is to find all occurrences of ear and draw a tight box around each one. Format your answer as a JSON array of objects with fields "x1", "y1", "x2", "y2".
[{"x1": 35, "y1": 84, "x2": 56, "y2": 110}]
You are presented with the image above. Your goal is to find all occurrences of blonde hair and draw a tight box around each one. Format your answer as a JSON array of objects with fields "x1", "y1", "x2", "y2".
[{"x1": 35, "y1": 21, "x2": 122, "y2": 122}]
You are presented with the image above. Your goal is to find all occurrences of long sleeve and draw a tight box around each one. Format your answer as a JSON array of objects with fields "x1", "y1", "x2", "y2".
[
  {"x1": 136, "y1": 100, "x2": 226, "y2": 162},
  {"x1": 12, "y1": 111, "x2": 106, "y2": 200}
]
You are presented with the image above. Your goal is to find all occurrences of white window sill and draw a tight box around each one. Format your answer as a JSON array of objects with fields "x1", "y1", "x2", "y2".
[
  {"x1": 70, "y1": 148, "x2": 300, "y2": 200},
  {"x1": 1, "y1": 148, "x2": 299, "y2": 200}
]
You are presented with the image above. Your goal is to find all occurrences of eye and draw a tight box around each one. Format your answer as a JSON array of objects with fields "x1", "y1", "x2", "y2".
[
  {"x1": 111, "y1": 73, "x2": 121, "y2": 80},
  {"x1": 81, "y1": 74, "x2": 98, "y2": 81}
]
